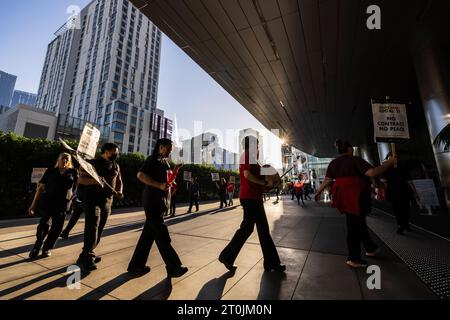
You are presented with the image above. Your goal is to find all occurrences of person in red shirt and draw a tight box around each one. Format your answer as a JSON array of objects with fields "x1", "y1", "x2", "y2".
[
  {"x1": 218, "y1": 136, "x2": 285, "y2": 273},
  {"x1": 315, "y1": 139, "x2": 397, "y2": 268},
  {"x1": 294, "y1": 177, "x2": 305, "y2": 206},
  {"x1": 226, "y1": 181, "x2": 235, "y2": 206},
  {"x1": 166, "y1": 163, "x2": 183, "y2": 217}
]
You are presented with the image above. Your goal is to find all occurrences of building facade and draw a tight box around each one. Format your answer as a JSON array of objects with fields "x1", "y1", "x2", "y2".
[
  {"x1": 0, "y1": 71, "x2": 17, "y2": 110},
  {"x1": 10, "y1": 90, "x2": 37, "y2": 108},
  {"x1": 36, "y1": 0, "x2": 162, "y2": 154}
]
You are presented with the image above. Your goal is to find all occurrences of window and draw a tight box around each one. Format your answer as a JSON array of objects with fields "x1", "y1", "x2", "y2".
[
  {"x1": 114, "y1": 132, "x2": 124, "y2": 142},
  {"x1": 115, "y1": 101, "x2": 128, "y2": 112},
  {"x1": 113, "y1": 112, "x2": 128, "y2": 122},
  {"x1": 112, "y1": 122, "x2": 126, "y2": 131}
]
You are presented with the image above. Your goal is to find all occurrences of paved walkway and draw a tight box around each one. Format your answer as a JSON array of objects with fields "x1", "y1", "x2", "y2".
[{"x1": 0, "y1": 197, "x2": 437, "y2": 300}]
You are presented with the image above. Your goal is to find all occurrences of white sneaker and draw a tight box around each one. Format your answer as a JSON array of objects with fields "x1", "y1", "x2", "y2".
[
  {"x1": 346, "y1": 260, "x2": 368, "y2": 268},
  {"x1": 365, "y1": 249, "x2": 380, "y2": 257}
]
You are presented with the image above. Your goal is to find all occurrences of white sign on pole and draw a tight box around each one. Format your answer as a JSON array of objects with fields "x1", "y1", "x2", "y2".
[
  {"x1": 229, "y1": 176, "x2": 236, "y2": 183},
  {"x1": 211, "y1": 173, "x2": 220, "y2": 182},
  {"x1": 183, "y1": 171, "x2": 192, "y2": 182},
  {"x1": 31, "y1": 168, "x2": 47, "y2": 184},
  {"x1": 412, "y1": 179, "x2": 440, "y2": 208},
  {"x1": 371, "y1": 101, "x2": 410, "y2": 142},
  {"x1": 77, "y1": 123, "x2": 101, "y2": 159},
  {"x1": 76, "y1": 155, "x2": 104, "y2": 188}
]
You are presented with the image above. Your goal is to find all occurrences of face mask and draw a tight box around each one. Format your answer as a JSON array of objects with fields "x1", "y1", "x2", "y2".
[{"x1": 109, "y1": 153, "x2": 118, "y2": 162}]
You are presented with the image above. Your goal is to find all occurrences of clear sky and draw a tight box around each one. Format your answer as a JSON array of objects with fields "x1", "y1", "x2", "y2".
[{"x1": 0, "y1": 0, "x2": 282, "y2": 167}]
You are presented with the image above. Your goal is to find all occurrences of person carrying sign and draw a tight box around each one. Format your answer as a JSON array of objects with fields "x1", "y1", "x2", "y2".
[
  {"x1": 315, "y1": 139, "x2": 397, "y2": 268},
  {"x1": 227, "y1": 181, "x2": 235, "y2": 206},
  {"x1": 28, "y1": 153, "x2": 78, "y2": 258},
  {"x1": 128, "y1": 138, "x2": 188, "y2": 278},
  {"x1": 219, "y1": 136, "x2": 285, "y2": 273},
  {"x1": 216, "y1": 178, "x2": 228, "y2": 209},
  {"x1": 76, "y1": 143, "x2": 123, "y2": 272},
  {"x1": 382, "y1": 152, "x2": 417, "y2": 234}
]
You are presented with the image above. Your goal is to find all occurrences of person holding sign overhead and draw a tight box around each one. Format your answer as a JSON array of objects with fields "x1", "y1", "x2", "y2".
[
  {"x1": 76, "y1": 143, "x2": 123, "y2": 272},
  {"x1": 28, "y1": 153, "x2": 78, "y2": 259},
  {"x1": 219, "y1": 136, "x2": 285, "y2": 273},
  {"x1": 315, "y1": 139, "x2": 397, "y2": 268},
  {"x1": 128, "y1": 139, "x2": 188, "y2": 278}
]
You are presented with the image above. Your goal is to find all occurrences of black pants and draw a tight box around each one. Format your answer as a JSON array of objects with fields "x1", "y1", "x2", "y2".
[
  {"x1": 62, "y1": 201, "x2": 83, "y2": 236},
  {"x1": 34, "y1": 206, "x2": 66, "y2": 251},
  {"x1": 79, "y1": 196, "x2": 112, "y2": 262},
  {"x1": 129, "y1": 204, "x2": 182, "y2": 270},
  {"x1": 392, "y1": 198, "x2": 410, "y2": 228},
  {"x1": 189, "y1": 195, "x2": 199, "y2": 212},
  {"x1": 291, "y1": 189, "x2": 295, "y2": 200},
  {"x1": 296, "y1": 192, "x2": 305, "y2": 206},
  {"x1": 345, "y1": 211, "x2": 378, "y2": 261},
  {"x1": 219, "y1": 193, "x2": 227, "y2": 208},
  {"x1": 170, "y1": 193, "x2": 178, "y2": 215},
  {"x1": 220, "y1": 199, "x2": 280, "y2": 267}
]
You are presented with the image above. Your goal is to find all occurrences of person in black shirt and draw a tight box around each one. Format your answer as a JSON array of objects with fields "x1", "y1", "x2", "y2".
[
  {"x1": 187, "y1": 177, "x2": 200, "y2": 213},
  {"x1": 383, "y1": 153, "x2": 416, "y2": 234},
  {"x1": 76, "y1": 143, "x2": 123, "y2": 272},
  {"x1": 128, "y1": 139, "x2": 188, "y2": 278},
  {"x1": 28, "y1": 153, "x2": 78, "y2": 258}
]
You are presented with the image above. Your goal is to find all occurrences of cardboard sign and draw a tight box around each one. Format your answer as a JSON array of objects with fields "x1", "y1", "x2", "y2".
[
  {"x1": 229, "y1": 176, "x2": 236, "y2": 183},
  {"x1": 31, "y1": 168, "x2": 47, "y2": 184},
  {"x1": 183, "y1": 171, "x2": 192, "y2": 182},
  {"x1": 76, "y1": 155, "x2": 104, "y2": 188},
  {"x1": 211, "y1": 173, "x2": 220, "y2": 182},
  {"x1": 77, "y1": 123, "x2": 101, "y2": 159},
  {"x1": 372, "y1": 100, "x2": 410, "y2": 142},
  {"x1": 59, "y1": 138, "x2": 76, "y2": 153},
  {"x1": 412, "y1": 179, "x2": 439, "y2": 208}
]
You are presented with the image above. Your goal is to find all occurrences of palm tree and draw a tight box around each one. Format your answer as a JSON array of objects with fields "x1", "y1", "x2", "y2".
[{"x1": 434, "y1": 123, "x2": 450, "y2": 151}]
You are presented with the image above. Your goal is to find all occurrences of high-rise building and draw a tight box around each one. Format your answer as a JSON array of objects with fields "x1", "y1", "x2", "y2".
[
  {"x1": 36, "y1": 0, "x2": 162, "y2": 154},
  {"x1": 0, "y1": 71, "x2": 17, "y2": 110},
  {"x1": 10, "y1": 90, "x2": 37, "y2": 108},
  {"x1": 238, "y1": 128, "x2": 264, "y2": 163}
]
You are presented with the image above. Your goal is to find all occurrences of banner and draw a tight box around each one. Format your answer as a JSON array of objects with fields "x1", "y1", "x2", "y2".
[
  {"x1": 76, "y1": 155, "x2": 104, "y2": 188},
  {"x1": 211, "y1": 173, "x2": 220, "y2": 182},
  {"x1": 183, "y1": 171, "x2": 192, "y2": 182},
  {"x1": 412, "y1": 179, "x2": 439, "y2": 208},
  {"x1": 77, "y1": 123, "x2": 101, "y2": 159},
  {"x1": 371, "y1": 100, "x2": 410, "y2": 142},
  {"x1": 31, "y1": 168, "x2": 47, "y2": 184}
]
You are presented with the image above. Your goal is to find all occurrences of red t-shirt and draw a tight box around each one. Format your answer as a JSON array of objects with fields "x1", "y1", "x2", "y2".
[{"x1": 239, "y1": 152, "x2": 263, "y2": 200}]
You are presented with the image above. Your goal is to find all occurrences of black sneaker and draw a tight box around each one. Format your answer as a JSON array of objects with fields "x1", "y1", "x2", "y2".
[
  {"x1": 42, "y1": 250, "x2": 52, "y2": 258},
  {"x1": 94, "y1": 256, "x2": 102, "y2": 264},
  {"x1": 127, "y1": 265, "x2": 151, "y2": 275},
  {"x1": 219, "y1": 256, "x2": 237, "y2": 273},
  {"x1": 264, "y1": 264, "x2": 286, "y2": 272},
  {"x1": 167, "y1": 266, "x2": 188, "y2": 278},
  {"x1": 29, "y1": 248, "x2": 40, "y2": 259},
  {"x1": 60, "y1": 232, "x2": 69, "y2": 240},
  {"x1": 397, "y1": 227, "x2": 405, "y2": 234}
]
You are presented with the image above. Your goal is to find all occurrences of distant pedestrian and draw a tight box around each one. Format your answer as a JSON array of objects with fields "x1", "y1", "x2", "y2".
[
  {"x1": 166, "y1": 163, "x2": 183, "y2": 217},
  {"x1": 227, "y1": 181, "x2": 235, "y2": 206},
  {"x1": 294, "y1": 179, "x2": 305, "y2": 206},
  {"x1": 216, "y1": 178, "x2": 228, "y2": 208},
  {"x1": 187, "y1": 177, "x2": 200, "y2": 213}
]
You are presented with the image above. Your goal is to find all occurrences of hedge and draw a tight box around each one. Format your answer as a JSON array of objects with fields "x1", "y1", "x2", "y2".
[{"x1": 0, "y1": 132, "x2": 239, "y2": 219}]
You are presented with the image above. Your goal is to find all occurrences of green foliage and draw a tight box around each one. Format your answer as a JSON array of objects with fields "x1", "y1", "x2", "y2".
[{"x1": 0, "y1": 132, "x2": 239, "y2": 218}]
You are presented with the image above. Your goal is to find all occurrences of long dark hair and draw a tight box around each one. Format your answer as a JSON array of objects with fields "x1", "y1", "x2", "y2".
[
  {"x1": 334, "y1": 139, "x2": 352, "y2": 154},
  {"x1": 152, "y1": 138, "x2": 172, "y2": 157}
]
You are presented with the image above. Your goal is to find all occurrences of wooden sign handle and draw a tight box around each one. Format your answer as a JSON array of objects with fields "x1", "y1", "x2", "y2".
[{"x1": 390, "y1": 143, "x2": 398, "y2": 168}]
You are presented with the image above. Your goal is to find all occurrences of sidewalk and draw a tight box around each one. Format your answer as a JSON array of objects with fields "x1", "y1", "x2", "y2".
[{"x1": 0, "y1": 197, "x2": 438, "y2": 300}]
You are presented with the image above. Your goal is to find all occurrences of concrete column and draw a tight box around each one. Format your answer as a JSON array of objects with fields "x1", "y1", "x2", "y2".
[{"x1": 412, "y1": 27, "x2": 450, "y2": 206}]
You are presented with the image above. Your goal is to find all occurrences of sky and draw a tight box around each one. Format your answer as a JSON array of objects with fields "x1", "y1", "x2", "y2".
[{"x1": 0, "y1": 0, "x2": 282, "y2": 167}]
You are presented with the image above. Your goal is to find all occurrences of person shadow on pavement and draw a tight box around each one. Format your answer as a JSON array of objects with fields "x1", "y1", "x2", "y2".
[{"x1": 196, "y1": 272, "x2": 235, "y2": 300}]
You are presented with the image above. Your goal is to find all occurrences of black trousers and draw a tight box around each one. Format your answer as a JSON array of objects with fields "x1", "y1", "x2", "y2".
[
  {"x1": 79, "y1": 196, "x2": 112, "y2": 262},
  {"x1": 189, "y1": 195, "x2": 199, "y2": 212},
  {"x1": 220, "y1": 199, "x2": 280, "y2": 267},
  {"x1": 219, "y1": 193, "x2": 227, "y2": 208},
  {"x1": 392, "y1": 198, "x2": 410, "y2": 228},
  {"x1": 296, "y1": 192, "x2": 305, "y2": 205},
  {"x1": 170, "y1": 193, "x2": 177, "y2": 215},
  {"x1": 62, "y1": 201, "x2": 83, "y2": 236},
  {"x1": 129, "y1": 204, "x2": 182, "y2": 270},
  {"x1": 34, "y1": 206, "x2": 66, "y2": 251},
  {"x1": 345, "y1": 211, "x2": 378, "y2": 261}
]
